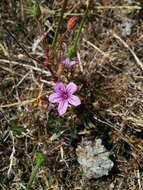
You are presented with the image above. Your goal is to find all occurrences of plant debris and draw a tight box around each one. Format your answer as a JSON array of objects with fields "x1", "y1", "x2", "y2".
[{"x1": 0, "y1": 0, "x2": 143, "y2": 189}]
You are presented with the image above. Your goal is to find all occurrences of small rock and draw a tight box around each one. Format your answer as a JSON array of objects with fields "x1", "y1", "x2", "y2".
[
  {"x1": 120, "y1": 18, "x2": 135, "y2": 36},
  {"x1": 76, "y1": 139, "x2": 114, "y2": 179},
  {"x1": 124, "y1": 0, "x2": 135, "y2": 4}
]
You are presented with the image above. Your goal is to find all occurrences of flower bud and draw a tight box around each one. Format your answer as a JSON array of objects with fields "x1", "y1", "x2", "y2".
[{"x1": 67, "y1": 16, "x2": 77, "y2": 31}]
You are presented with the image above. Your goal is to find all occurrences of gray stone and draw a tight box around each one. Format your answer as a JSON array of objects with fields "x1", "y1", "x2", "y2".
[{"x1": 76, "y1": 139, "x2": 114, "y2": 179}]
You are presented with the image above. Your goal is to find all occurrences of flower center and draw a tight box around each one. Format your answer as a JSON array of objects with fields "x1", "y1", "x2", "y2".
[{"x1": 63, "y1": 92, "x2": 68, "y2": 99}]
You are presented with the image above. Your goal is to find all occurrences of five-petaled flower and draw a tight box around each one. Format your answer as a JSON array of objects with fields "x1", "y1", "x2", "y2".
[
  {"x1": 49, "y1": 82, "x2": 81, "y2": 115},
  {"x1": 61, "y1": 58, "x2": 76, "y2": 68}
]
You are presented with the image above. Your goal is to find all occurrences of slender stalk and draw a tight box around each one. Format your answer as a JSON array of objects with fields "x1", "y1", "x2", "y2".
[
  {"x1": 26, "y1": 164, "x2": 39, "y2": 190},
  {"x1": 68, "y1": 0, "x2": 93, "y2": 57},
  {"x1": 26, "y1": 153, "x2": 46, "y2": 190},
  {"x1": 51, "y1": 0, "x2": 68, "y2": 50}
]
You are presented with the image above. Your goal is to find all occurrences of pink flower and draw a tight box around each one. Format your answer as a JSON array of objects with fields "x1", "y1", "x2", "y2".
[
  {"x1": 61, "y1": 58, "x2": 76, "y2": 68},
  {"x1": 49, "y1": 82, "x2": 81, "y2": 116}
]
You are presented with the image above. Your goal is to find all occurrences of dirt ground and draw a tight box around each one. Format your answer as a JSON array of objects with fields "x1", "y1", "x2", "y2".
[{"x1": 0, "y1": 0, "x2": 143, "y2": 189}]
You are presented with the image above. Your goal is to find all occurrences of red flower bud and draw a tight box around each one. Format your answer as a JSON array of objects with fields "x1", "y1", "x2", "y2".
[{"x1": 67, "y1": 16, "x2": 77, "y2": 31}]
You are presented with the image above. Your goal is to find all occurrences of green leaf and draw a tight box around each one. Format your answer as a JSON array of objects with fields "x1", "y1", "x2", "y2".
[
  {"x1": 35, "y1": 153, "x2": 46, "y2": 167},
  {"x1": 32, "y1": 1, "x2": 41, "y2": 18},
  {"x1": 85, "y1": 121, "x2": 96, "y2": 129},
  {"x1": 11, "y1": 125, "x2": 23, "y2": 135},
  {"x1": 68, "y1": 46, "x2": 77, "y2": 58}
]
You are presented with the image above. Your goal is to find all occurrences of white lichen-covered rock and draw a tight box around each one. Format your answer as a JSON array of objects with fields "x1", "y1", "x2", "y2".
[
  {"x1": 76, "y1": 139, "x2": 114, "y2": 179},
  {"x1": 124, "y1": 0, "x2": 135, "y2": 4},
  {"x1": 120, "y1": 18, "x2": 135, "y2": 36}
]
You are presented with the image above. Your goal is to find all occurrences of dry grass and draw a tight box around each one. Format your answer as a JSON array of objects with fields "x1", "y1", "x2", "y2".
[{"x1": 0, "y1": 0, "x2": 143, "y2": 189}]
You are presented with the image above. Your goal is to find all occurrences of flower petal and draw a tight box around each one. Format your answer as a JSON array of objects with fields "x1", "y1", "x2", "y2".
[
  {"x1": 68, "y1": 60, "x2": 76, "y2": 67},
  {"x1": 55, "y1": 82, "x2": 65, "y2": 93},
  {"x1": 68, "y1": 95, "x2": 81, "y2": 106},
  {"x1": 61, "y1": 58, "x2": 76, "y2": 68},
  {"x1": 48, "y1": 93, "x2": 62, "y2": 103},
  {"x1": 66, "y1": 82, "x2": 77, "y2": 95},
  {"x1": 58, "y1": 100, "x2": 68, "y2": 116},
  {"x1": 61, "y1": 58, "x2": 70, "y2": 65}
]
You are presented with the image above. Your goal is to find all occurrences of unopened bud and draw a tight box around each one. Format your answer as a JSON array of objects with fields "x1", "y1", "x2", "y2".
[{"x1": 67, "y1": 16, "x2": 77, "y2": 31}]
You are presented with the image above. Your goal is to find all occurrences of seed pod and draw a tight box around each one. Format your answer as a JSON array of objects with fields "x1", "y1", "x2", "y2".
[{"x1": 67, "y1": 16, "x2": 77, "y2": 31}]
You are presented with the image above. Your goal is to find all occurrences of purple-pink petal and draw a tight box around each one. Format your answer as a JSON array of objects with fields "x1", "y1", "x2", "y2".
[
  {"x1": 61, "y1": 58, "x2": 76, "y2": 68},
  {"x1": 48, "y1": 93, "x2": 62, "y2": 103},
  {"x1": 66, "y1": 82, "x2": 77, "y2": 95},
  {"x1": 55, "y1": 82, "x2": 65, "y2": 93},
  {"x1": 68, "y1": 95, "x2": 81, "y2": 106},
  {"x1": 61, "y1": 58, "x2": 69, "y2": 65},
  {"x1": 68, "y1": 60, "x2": 76, "y2": 67},
  {"x1": 58, "y1": 100, "x2": 68, "y2": 115},
  {"x1": 49, "y1": 81, "x2": 81, "y2": 115}
]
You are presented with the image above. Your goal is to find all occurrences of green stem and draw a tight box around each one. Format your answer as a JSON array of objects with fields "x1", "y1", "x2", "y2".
[
  {"x1": 26, "y1": 164, "x2": 40, "y2": 190},
  {"x1": 69, "y1": 0, "x2": 93, "y2": 57},
  {"x1": 51, "y1": 0, "x2": 68, "y2": 50},
  {"x1": 26, "y1": 153, "x2": 46, "y2": 190}
]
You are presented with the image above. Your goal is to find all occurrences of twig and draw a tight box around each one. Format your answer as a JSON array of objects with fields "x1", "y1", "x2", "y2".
[
  {"x1": 3, "y1": 26, "x2": 57, "y2": 78},
  {"x1": 111, "y1": 31, "x2": 143, "y2": 71},
  {"x1": 0, "y1": 59, "x2": 51, "y2": 76},
  {"x1": 0, "y1": 98, "x2": 37, "y2": 108},
  {"x1": 32, "y1": 25, "x2": 54, "y2": 53},
  {"x1": 0, "y1": 65, "x2": 16, "y2": 74},
  {"x1": 83, "y1": 38, "x2": 109, "y2": 58},
  {"x1": 15, "y1": 71, "x2": 30, "y2": 88},
  {"x1": 42, "y1": 5, "x2": 141, "y2": 16},
  {"x1": 95, "y1": 5, "x2": 141, "y2": 10},
  {"x1": 3, "y1": 25, "x2": 32, "y2": 59},
  {"x1": 93, "y1": 116, "x2": 140, "y2": 153},
  {"x1": 7, "y1": 131, "x2": 15, "y2": 178},
  {"x1": 77, "y1": 51, "x2": 83, "y2": 72},
  {"x1": 137, "y1": 169, "x2": 142, "y2": 190}
]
